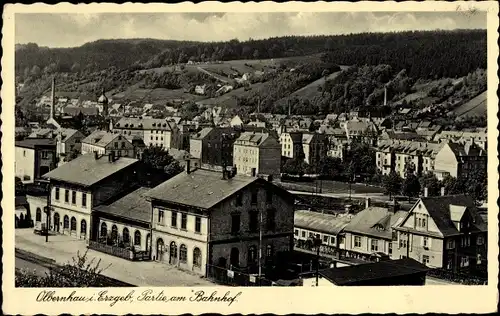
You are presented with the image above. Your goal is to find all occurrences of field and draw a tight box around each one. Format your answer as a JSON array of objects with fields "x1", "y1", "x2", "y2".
[{"x1": 452, "y1": 91, "x2": 487, "y2": 118}]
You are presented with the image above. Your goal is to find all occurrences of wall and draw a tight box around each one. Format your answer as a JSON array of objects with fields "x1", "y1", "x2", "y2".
[
  {"x1": 258, "y1": 139, "x2": 281, "y2": 176},
  {"x1": 15, "y1": 147, "x2": 35, "y2": 182},
  {"x1": 28, "y1": 195, "x2": 48, "y2": 230},
  {"x1": 190, "y1": 139, "x2": 203, "y2": 159},
  {"x1": 91, "y1": 165, "x2": 137, "y2": 207},
  {"x1": 98, "y1": 218, "x2": 149, "y2": 252},
  {"x1": 144, "y1": 130, "x2": 173, "y2": 149},
  {"x1": 434, "y1": 145, "x2": 459, "y2": 177},
  {"x1": 233, "y1": 144, "x2": 259, "y2": 176}
]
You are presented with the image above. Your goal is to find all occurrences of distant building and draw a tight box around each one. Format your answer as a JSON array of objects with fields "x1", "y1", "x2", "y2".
[
  {"x1": 145, "y1": 166, "x2": 296, "y2": 276},
  {"x1": 302, "y1": 133, "x2": 326, "y2": 167},
  {"x1": 55, "y1": 128, "x2": 85, "y2": 158},
  {"x1": 82, "y1": 131, "x2": 137, "y2": 158},
  {"x1": 392, "y1": 195, "x2": 487, "y2": 273},
  {"x1": 15, "y1": 138, "x2": 57, "y2": 183},
  {"x1": 433, "y1": 142, "x2": 487, "y2": 180},
  {"x1": 280, "y1": 131, "x2": 303, "y2": 160},
  {"x1": 189, "y1": 127, "x2": 239, "y2": 169},
  {"x1": 233, "y1": 132, "x2": 281, "y2": 178},
  {"x1": 112, "y1": 117, "x2": 180, "y2": 149}
]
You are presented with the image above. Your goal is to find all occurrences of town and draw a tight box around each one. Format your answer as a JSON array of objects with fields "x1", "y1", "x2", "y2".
[{"x1": 14, "y1": 29, "x2": 488, "y2": 288}]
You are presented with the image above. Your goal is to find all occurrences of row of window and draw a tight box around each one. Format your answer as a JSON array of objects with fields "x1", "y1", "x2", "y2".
[
  {"x1": 295, "y1": 229, "x2": 338, "y2": 245},
  {"x1": 157, "y1": 210, "x2": 202, "y2": 233},
  {"x1": 100, "y1": 222, "x2": 142, "y2": 246},
  {"x1": 231, "y1": 209, "x2": 276, "y2": 234},
  {"x1": 157, "y1": 239, "x2": 202, "y2": 267},
  {"x1": 235, "y1": 189, "x2": 273, "y2": 206},
  {"x1": 55, "y1": 187, "x2": 87, "y2": 207}
]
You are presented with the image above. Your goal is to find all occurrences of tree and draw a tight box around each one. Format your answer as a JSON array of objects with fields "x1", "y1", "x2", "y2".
[
  {"x1": 253, "y1": 49, "x2": 260, "y2": 60},
  {"x1": 383, "y1": 171, "x2": 402, "y2": 199},
  {"x1": 419, "y1": 172, "x2": 440, "y2": 196},
  {"x1": 466, "y1": 170, "x2": 487, "y2": 203},
  {"x1": 402, "y1": 168, "x2": 421, "y2": 202},
  {"x1": 15, "y1": 250, "x2": 110, "y2": 287},
  {"x1": 64, "y1": 149, "x2": 80, "y2": 162},
  {"x1": 163, "y1": 159, "x2": 184, "y2": 178},
  {"x1": 318, "y1": 157, "x2": 342, "y2": 179},
  {"x1": 282, "y1": 158, "x2": 308, "y2": 176},
  {"x1": 30, "y1": 65, "x2": 41, "y2": 77}
]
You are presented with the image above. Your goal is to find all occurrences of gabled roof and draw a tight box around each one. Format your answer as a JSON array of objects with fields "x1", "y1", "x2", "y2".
[
  {"x1": 344, "y1": 207, "x2": 407, "y2": 239},
  {"x1": 43, "y1": 153, "x2": 138, "y2": 187},
  {"x1": 191, "y1": 127, "x2": 213, "y2": 140},
  {"x1": 294, "y1": 210, "x2": 351, "y2": 235},
  {"x1": 235, "y1": 132, "x2": 274, "y2": 147},
  {"x1": 93, "y1": 187, "x2": 152, "y2": 223},
  {"x1": 16, "y1": 138, "x2": 56, "y2": 149},
  {"x1": 318, "y1": 258, "x2": 429, "y2": 286},
  {"x1": 82, "y1": 130, "x2": 119, "y2": 147}
]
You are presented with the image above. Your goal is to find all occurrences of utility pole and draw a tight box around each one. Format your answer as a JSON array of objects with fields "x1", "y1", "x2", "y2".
[
  {"x1": 310, "y1": 234, "x2": 322, "y2": 287},
  {"x1": 258, "y1": 208, "x2": 263, "y2": 285},
  {"x1": 44, "y1": 179, "x2": 51, "y2": 242}
]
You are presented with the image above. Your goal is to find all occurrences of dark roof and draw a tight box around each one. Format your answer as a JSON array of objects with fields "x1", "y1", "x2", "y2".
[
  {"x1": 417, "y1": 195, "x2": 487, "y2": 236},
  {"x1": 145, "y1": 169, "x2": 259, "y2": 209},
  {"x1": 344, "y1": 207, "x2": 407, "y2": 239},
  {"x1": 16, "y1": 138, "x2": 56, "y2": 149},
  {"x1": 319, "y1": 258, "x2": 429, "y2": 285},
  {"x1": 62, "y1": 107, "x2": 99, "y2": 116},
  {"x1": 43, "y1": 153, "x2": 138, "y2": 187},
  {"x1": 93, "y1": 187, "x2": 151, "y2": 223}
]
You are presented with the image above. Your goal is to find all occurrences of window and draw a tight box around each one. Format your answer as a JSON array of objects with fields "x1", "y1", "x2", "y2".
[
  {"x1": 447, "y1": 240, "x2": 455, "y2": 249},
  {"x1": 460, "y1": 256, "x2": 469, "y2": 267},
  {"x1": 134, "y1": 230, "x2": 141, "y2": 246},
  {"x1": 422, "y1": 218, "x2": 426, "y2": 227},
  {"x1": 114, "y1": 142, "x2": 118, "y2": 148},
  {"x1": 63, "y1": 215, "x2": 69, "y2": 229},
  {"x1": 294, "y1": 229, "x2": 299, "y2": 236},
  {"x1": 70, "y1": 217, "x2": 77, "y2": 231},
  {"x1": 251, "y1": 189, "x2": 258, "y2": 204},
  {"x1": 477, "y1": 254, "x2": 482, "y2": 265},
  {"x1": 331, "y1": 236, "x2": 336, "y2": 244},
  {"x1": 158, "y1": 210, "x2": 164, "y2": 224},
  {"x1": 477, "y1": 235, "x2": 484, "y2": 245},
  {"x1": 422, "y1": 255, "x2": 430, "y2": 265},
  {"x1": 193, "y1": 248, "x2": 202, "y2": 267},
  {"x1": 248, "y1": 246, "x2": 257, "y2": 263},
  {"x1": 82, "y1": 193, "x2": 87, "y2": 207},
  {"x1": 231, "y1": 213, "x2": 241, "y2": 234},
  {"x1": 179, "y1": 244, "x2": 187, "y2": 263},
  {"x1": 35, "y1": 208, "x2": 42, "y2": 222},
  {"x1": 81, "y1": 220, "x2": 87, "y2": 236},
  {"x1": 64, "y1": 190, "x2": 69, "y2": 203},
  {"x1": 180, "y1": 213, "x2": 187, "y2": 230},
  {"x1": 354, "y1": 236, "x2": 361, "y2": 248},
  {"x1": 301, "y1": 231, "x2": 306, "y2": 238},
  {"x1": 123, "y1": 228, "x2": 130, "y2": 244},
  {"x1": 100, "y1": 222, "x2": 107, "y2": 237},
  {"x1": 423, "y1": 237, "x2": 429, "y2": 248},
  {"x1": 55, "y1": 187, "x2": 60, "y2": 200},
  {"x1": 236, "y1": 193, "x2": 243, "y2": 206},
  {"x1": 417, "y1": 218, "x2": 421, "y2": 227},
  {"x1": 370, "y1": 239, "x2": 379, "y2": 252},
  {"x1": 388, "y1": 242, "x2": 393, "y2": 255},
  {"x1": 323, "y1": 235, "x2": 328, "y2": 243},
  {"x1": 309, "y1": 232, "x2": 313, "y2": 238},
  {"x1": 266, "y1": 209, "x2": 276, "y2": 231},
  {"x1": 72, "y1": 191, "x2": 77, "y2": 204},
  {"x1": 266, "y1": 190, "x2": 273, "y2": 203},
  {"x1": 266, "y1": 244, "x2": 273, "y2": 257},
  {"x1": 121, "y1": 142, "x2": 125, "y2": 148},
  {"x1": 41, "y1": 151, "x2": 49, "y2": 159},
  {"x1": 195, "y1": 216, "x2": 201, "y2": 233},
  {"x1": 249, "y1": 211, "x2": 258, "y2": 232},
  {"x1": 171, "y1": 211, "x2": 177, "y2": 227}
]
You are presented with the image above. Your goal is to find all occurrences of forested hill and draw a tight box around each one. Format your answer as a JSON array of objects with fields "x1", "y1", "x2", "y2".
[{"x1": 16, "y1": 29, "x2": 485, "y2": 79}]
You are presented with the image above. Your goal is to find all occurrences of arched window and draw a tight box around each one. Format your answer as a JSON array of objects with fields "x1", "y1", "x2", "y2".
[
  {"x1": 70, "y1": 217, "x2": 77, "y2": 231},
  {"x1": 123, "y1": 228, "x2": 130, "y2": 244},
  {"x1": 100, "y1": 222, "x2": 107, "y2": 237},
  {"x1": 266, "y1": 244, "x2": 273, "y2": 257},
  {"x1": 63, "y1": 215, "x2": 69, "y2": 229},
  {"x1": 111, "y1": 225, "x2": 118, "y2": 241},
  {"x1": 134, "y1": 230, "x2": 141, "y2": 246},
  {"x1": 248, "y1": 245, "x2": 257, "y2": 263},
  {"x1": 179, "y1": 244, "x2": 187, "y2": 263},
  {"x1": 36, "y1": 208, "x2": 42, "y2": 222},
  {"x1": 193, "y1": 247, "x2": 202, "y2": 267},
  {"x1": 170, "y1": 242, "x2": 177, "y2": 258},
  {"x1": 80, "y1": 219, "x2": 87, "y2": 236}
]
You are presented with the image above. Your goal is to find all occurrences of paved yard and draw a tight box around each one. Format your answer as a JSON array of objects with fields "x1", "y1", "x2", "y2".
[{"x1": 15, "y1": 229, "x2": 214, "y2": 287}]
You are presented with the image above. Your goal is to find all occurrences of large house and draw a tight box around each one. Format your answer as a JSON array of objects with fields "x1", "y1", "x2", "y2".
[
  {"x1": 391, "y1": 195, "x2": 487, "y2": 274},
  {"x1": 433, "y1": 142, "x2": 487, "y2": 180},
  {"x1": 280, "y1": 131, "x2": 304, "y2": 160},
  {"x1": 302, "y1": 133, "x2": 326, "y2": 167},
  {"x1": 111, "y1": 117, "x2": 180, "y2": 149},
  {"x1": 189, "y1": 127, "x2": 240, "y2": 169},
  {"x1": 233, "y1": 132, "x2": 281, "y2": 178},
  {"x1": 15, "y1": 139, "x2": 57, "y2": 183},
  {"x1": 55, "y1": 128, "x2": 85, "y2": 158},
  {"x1": 144, "y1": 165, "x2": 296, "y2": 276},
  {"x1": 37, "y1": 153, "x2": 139, "y2": 240},
  {"x1": 81, "y1": 131, "x2": 137, "y2": 158}
]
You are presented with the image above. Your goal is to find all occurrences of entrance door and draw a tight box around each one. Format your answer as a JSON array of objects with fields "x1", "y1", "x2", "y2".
[
  {"x1": 53, "y1": 213, "x2": 60, "y2": 232},
  {"x1": 157, "y1": 238, "x2": 165, "y2": 262},
  {"x1": 169, "y1": 241, "x2": 178, "y2": 265},
  {"x1": 230, "y1": 247, "x2": 240, "y2": 268}
]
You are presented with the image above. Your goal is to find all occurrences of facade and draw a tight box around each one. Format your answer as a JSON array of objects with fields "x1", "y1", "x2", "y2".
[
  {"x1": 233, "y1": 132, "x2": 281, "y2": 177},
  {"x1": 15, "y1": 139, "x2": 57, "y2": 183},
  {"x1": 190, "y1": 127, "x2": 240, "y2": 168},
  {"x1": 343, "y1": 205, "x2": 407, "y2": 261},
  {"x1": 39, "y1": 153, "x2": 139, "y2": 240},
  {"x1": 433, "y1": 142, "x2": 487, "y2": 180},
  {"x1": 112, "y1": 117, "x2": 180, "y2": 149},
  {"x1": 145, "y1": 166, "x2": 296, "y2": 276},
  {"x1": 302, "y1": 133, "x2": 326, "y2": 167},
  {"x1": 391, "y1": 195, "x2": 487, "y2": 273},
  {"x1": 280, "y1": 131, "x2": 303, "y2": 160},
  {"x1": 55, "y1": 128, "x2": 85, "y2": 158},
  {"x1": 82, "y1": 131, "x2": 136, "y2": 158}
]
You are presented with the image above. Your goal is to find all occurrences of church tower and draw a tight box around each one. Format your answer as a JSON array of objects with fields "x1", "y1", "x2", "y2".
[{"x1": 98, "y1": 87, "x2": 109, "y2": 117}]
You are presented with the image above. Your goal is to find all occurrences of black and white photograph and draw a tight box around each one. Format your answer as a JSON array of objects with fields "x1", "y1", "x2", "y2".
[{"x1": 2, "y1": 1, "x2": 498, "y2": 315}]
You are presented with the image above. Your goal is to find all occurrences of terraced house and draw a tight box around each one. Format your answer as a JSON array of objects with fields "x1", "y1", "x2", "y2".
[{"x1": 111, "y1": 117, "x2": 180, "y2": 149}]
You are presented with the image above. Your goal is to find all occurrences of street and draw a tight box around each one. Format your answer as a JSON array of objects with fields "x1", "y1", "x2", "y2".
[{"x1": 15, "y1": 228, "x2": 215, "y2": 287}]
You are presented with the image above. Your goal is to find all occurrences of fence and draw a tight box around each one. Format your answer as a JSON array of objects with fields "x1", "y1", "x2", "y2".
[
  {"x1": 206, "y1": 264, "x2": 274, "y2": 287},
  {"x1": 88, "y1": 240, "x2": 150, "y2": 261}
]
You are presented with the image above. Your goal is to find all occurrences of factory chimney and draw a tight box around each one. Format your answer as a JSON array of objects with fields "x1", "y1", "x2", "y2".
[
  {"x1": 384, "y1": 87, "x2": 387, "y2": 106},
  {"x1": 50, "y1": 76, "x2": 56, "y2": 120}
]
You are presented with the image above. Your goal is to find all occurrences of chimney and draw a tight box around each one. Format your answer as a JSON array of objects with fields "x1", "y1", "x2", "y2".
[
  {"x1": 365, "y1": 198, "x2": 371, "y2": 209},
  {"x1": 50, "y1": 76, "x2": 56, "y2": 120},
  {"x1": 441, "y1": 187, "x2": 446, "y2": 196},
  {"x1": 288, "y1": 100, "x2": 291, "y2": 116},
  {"x1": 424, "y1": 187, "x2": 428, "y2": 197},
  {"x1": 384, "y1": 87, "x2": 387, "y2": 106},
  {"x1": 186, "y1": 159, "x2": 191, "y2": 174}
]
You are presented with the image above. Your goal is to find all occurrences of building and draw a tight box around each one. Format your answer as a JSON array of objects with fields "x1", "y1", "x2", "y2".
[
  {"x1": 189, "y1": 127, "x2": 240, "y2": 169},
  {"x1": 112, "y1": 117, "x2": 180, "y2": 149},
  {"x1": 391, "y1": 195, "x2": 487, "y2": 273},
  {"x1": 302, "y1": 133, "x2": 326, "y2": 167},
  {"x1": 55, "y1": 128, "x2": 85, "y2": 158},
  {"x1": 82, "y1": 131, "x2": 137, "y2": 158},
  {"x1": 343, "y1": 204, "x2": 407, "y2": 261},
  {"x1": 435, "y1": 128, "x2": 487, "y2": 150},
  {"x1": 433, "y1": 142, "x2": 487, "y2": 180},
  {"x1": 38, "y1": 153, "x2": 139, "y2": 240},
  {"x1": 300, "y1": 258, "x2": 428, "y2": 286},
  {"x1": 145, "y1": 165, "x2": 296, "y2": 276},
  {"x1": 15, "y1": 139, "x2": 57, "y2": 183},
  {"x1": 233, "y1": 132, "x2": 281, "y2": 178},
  {"x1": 280, "y1": 131, "x2": 303, "y2": 160}
]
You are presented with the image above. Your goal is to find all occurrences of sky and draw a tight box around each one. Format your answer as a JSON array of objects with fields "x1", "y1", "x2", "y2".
[{"x1": 15, "y1": 12, "x2": 487, "y2": 48}]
